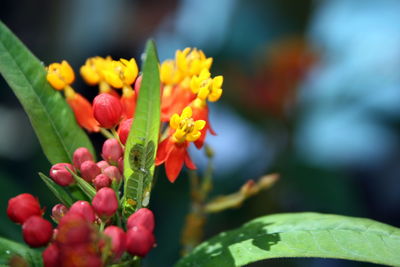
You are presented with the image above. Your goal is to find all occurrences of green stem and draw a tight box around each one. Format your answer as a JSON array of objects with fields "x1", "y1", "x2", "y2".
[{"x1": 100, "y1": 128, "x2": 114, "y2": 139}]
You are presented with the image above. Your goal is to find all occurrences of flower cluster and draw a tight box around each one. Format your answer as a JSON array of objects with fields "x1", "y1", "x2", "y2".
[
  {"x1": 46, "y1": 48, "x2": 223, "y2": 183},
  {"x1": 7, "y1": 192, "x2": 155, "y2": 267}
]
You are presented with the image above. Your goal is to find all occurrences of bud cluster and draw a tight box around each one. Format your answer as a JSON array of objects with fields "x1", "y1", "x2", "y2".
[
  {"x1": 49, "y1": 142, "x2": 123, "y2": 191},
  {"x1": 8, "y1": 190, "x2": 156, "y2": 266}
]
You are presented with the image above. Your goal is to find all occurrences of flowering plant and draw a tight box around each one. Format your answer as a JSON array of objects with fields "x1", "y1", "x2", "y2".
[{"x1": 0, "y1": 21, "x2": 400, "y2": 267}]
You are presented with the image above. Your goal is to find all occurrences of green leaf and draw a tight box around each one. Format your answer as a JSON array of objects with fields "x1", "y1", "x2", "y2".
[
  {"x1": 176, "y1": 212, "x2": 400, "y2": 267},
  {"x1": 38, "y1": 172, "x2": 73, "y2": 207},
  {"x1": 0, "y1": 21, "x2": 94, "y2": 164},
  {"x1": 123, "y1": 40, "x2": 160, "y2": 217},
  {"x1": 0, "y1": 237, "x2": 42, "y2": 267}
]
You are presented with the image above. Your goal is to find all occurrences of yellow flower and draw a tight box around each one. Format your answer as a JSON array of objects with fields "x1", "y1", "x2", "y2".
[
  {"x1": 46, "y1": 60, "x2": 75, "y2": 90},
  {"x1": 170, "y1": 107, "x2": 206, "y2": 143},
  {"x1": 80, "y1": 56, "x2": 111, "y2": 85},
  {"x1": 102, "y1": 58, "x2": 138, "y2": 88},
  {"x1": 176, "y1": 48, "x2": 213, "y2": 78},
  {"x1": 190, "y1": 69, "x2": 223, "y2": 102},
  {"x1": 160, "y1": 60, "x2": 182, "y2": 85}
]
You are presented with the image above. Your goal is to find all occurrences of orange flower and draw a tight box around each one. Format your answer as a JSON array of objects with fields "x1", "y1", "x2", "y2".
[
  {"x1": 161, "y1": 85, "x2": 195, "y2": 122},
  {"x1": 156, "y1": 107, "x2": 205, "y2": 183},
  {"x1": 64, "y1": 87, "x2": 100, "y2": 132}
]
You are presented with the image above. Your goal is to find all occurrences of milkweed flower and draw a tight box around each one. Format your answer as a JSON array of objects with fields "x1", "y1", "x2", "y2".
[
  {"x1": 46, "y1": 60, "x2": 75, "y2": 90},
  {"x1": 102, "y1": 58, "x2": 138, "y2": 89},
  {"x1": 156, "y1": 107, "x2": 205, "y2": 182},
  {"x1": 189, "y1": 69, "x2": 223, "y2": 148}
]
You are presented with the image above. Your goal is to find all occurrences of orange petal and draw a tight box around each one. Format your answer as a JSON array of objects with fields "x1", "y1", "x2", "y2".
[
  {"x1": 184, "y1": 152, "x2": 196, "y2": 170},
  {"x1": 155, "y1": 138, "x2": 174, "y2": 166},
  {"x1": 67, "y1": 93, "x2": 100, "y2": 132},
  {"x1": 165, "y1": 143, "x2": 186, "y2": 183}
]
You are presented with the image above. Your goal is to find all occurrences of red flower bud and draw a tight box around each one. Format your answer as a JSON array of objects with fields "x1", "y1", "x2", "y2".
[
  {"x1": 68, "y1": 201, "x2": 96, "y2": 223},
  {"x1": 93, "y1": 93, "x2": 122, "y2": 128},
  {"x1": 117, "y1": 118, "x2": 133, "y2": 145},
  {"x1": 96, "y1": 160, "x2": 110, "y2": 172},
  {"x1": 118, "y1": 157, "x2": 124, "y2": 174},
  {"x1": 49, "y1": 163, "x2": 75, "y2": 186},
  {"x1": 7, "y1": 193, "x2": 42, "y2": 224},
  {"x1": 102, "y1": 138, "x2": 123, "y2": 165},
  {"x1": 92, "y1": 188, "x2": 118, "y2": 218},
  {"x1": 80, "y1": 160, "x2": 101, "y2": 182},
  {"x1": 56, "y1": 213, "x2": 93, "y2": 245},
  {"x1": 126, "y1": 225, "x2": 155, "y2": 257},
  {"x1": 93, "y1": 174, "x2": 111, "y2": 191},
  {"x1": 42, "y1": 243, "x2": 60, "y2": 267},
  {"x1": 103, "y1": 166, "x2": 122, "y2": 183},
  {"x1": 51, "y1": 204, "x2": 68, "y2": 223},
  {"x1": 73, "y1": 147, "x2": 94, "y2": 169},
  {"x1": 104, "y1": 226, "x2": 126, "y2": 261},
  {"x1": 127, "y1": 208, "x2": 155, "y2": 233},
  {"x1": 22, "y1": 216, "x2": 53, "y2": 247}
]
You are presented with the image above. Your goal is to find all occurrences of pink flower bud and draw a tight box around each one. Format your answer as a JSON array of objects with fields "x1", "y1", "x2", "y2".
[
  {"x1": 96, "y1": 160, "x2": 110, "y2": 172},
  {"x1": 80, "y1": 160, "x2": 101, "y2": 182},
  {"x1": 117, "y1": 118, "x2": 133, "y2": 145},
  {"x1": 73, "y1": 147, "x2": 94, "y2": 169},
  {"x1": 68, "y1": 201, "x2": 96, "y2": 223},
  {"x1": 102, "y1": 138, "x2": 123, "y2": 165},
  {"x1": 104, "y1": 226, "x2": 126, "y2": 261},
  {"x1": 118, "y1": 157, "x2": 124, "y2": 173},
  {"x1": 93, "y1": 174, "x2": 111, "y2": 191},
  {"x1": 103, "y1": 166, "x2": 122, "y2": 183},
  {"x1": 126, "y1": 225, "x2": 155, "y2": 257},
  {"x1": 49, "y1": 163, "x2": 75, "y2": 186},
  {"x1": 93, "y1": 93, "x2": 122, "y2": 128},
  {"x1": 57, "y1": 213, "x2": 93, "y2": 245},
  {"x1": 51, "y1": 204, "x2": 68, "y2": 222},
  {"x1": 92, "y1": 188, "x2": 118, "y2": 218},
  {"x1": 42, "y1": 243, "x2": 60, "y2": 267},
  {"x1": 7, "y1": 193, "x2": 42, "y2": 224},
  {"x1": 22, "y1": 216, "x2": 53, "y2": 247},
  {"x1": 127, "y1": 208, "x2": 155, "y2": 233}
]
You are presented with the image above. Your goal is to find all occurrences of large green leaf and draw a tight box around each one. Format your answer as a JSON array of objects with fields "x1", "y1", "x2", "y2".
[
  {"x1": 0, "y1": 237, "x2": 42, "y2": 267},
  {"x1": 123, "y1": 40, "x2": 160, "y2": 217},
  {"x1": 176, "y1": 212, "x2": 400, "y2": 267},
  {"x1": 0, "y1": 21, "x2": 94, "y2": 164}
]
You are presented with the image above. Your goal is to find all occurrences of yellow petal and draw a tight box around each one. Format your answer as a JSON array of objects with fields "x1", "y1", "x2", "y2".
[
  {"x1": 80, "y1": 65, "x2": 99, "y2": 85},
  {"x1": 103, "y1": 70, "x2": 123, "y2": 88},
  {"x1": 199, "y1": 69, "x2": 210, "y2": 80},
  {"x1": 170, "y1": 114, "x2": 180, "y2": 129},
  {"x1": 198, "y1": 87, "x2": 209, "y2": 100},
  {"x1": 174, "y1": 129, "x2": 186, "y2": 142},
  {"x1": 190, "y1": 76, "x2": 200, "y2": 94},
  {"x1": 208, "y1": 88, "x2": 222, "y2": 102},
  {"x1": 212, "y1": 76, "x2": 223, "y2": 89},
  {"x1": 194, "y1": 120, "x2": 206, "y2": 131},
  {"x1": 61, "y1": 60, "x2": 75, "y2": 84},
  {"x1": 186, "y1": 131, "x2": 201, "y2": 142},
  {"x1": 181, "y1": 106, "x2": 192, "y2": 119},
  {"x1": 46, "y1": 73, "x2": 65, "y2": 90}
]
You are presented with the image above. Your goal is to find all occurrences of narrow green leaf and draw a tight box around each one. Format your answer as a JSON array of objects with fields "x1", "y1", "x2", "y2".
[
  {"x1": 38, "y1": 172, "x2": 73, "y2": 207},
  {"x1": 123, "y1": 40, "x2": 160, "y2": 216},
  {"x1": 176, "y1": 212, "x2": 400, "y2": 267},
  {"x1": 68, "y1": 168, "x2": 96, "y2": 199},
  {"x1": 0, "y1": 237, "x2": 42, "y2": 267},
  {"x1": 0, "y1": 21, "x2": 94, "y2": 164}
]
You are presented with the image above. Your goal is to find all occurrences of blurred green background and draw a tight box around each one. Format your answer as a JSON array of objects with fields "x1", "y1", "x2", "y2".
[{"x1": 1, "y1": 0, "x2": 400, "y2": 266}]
